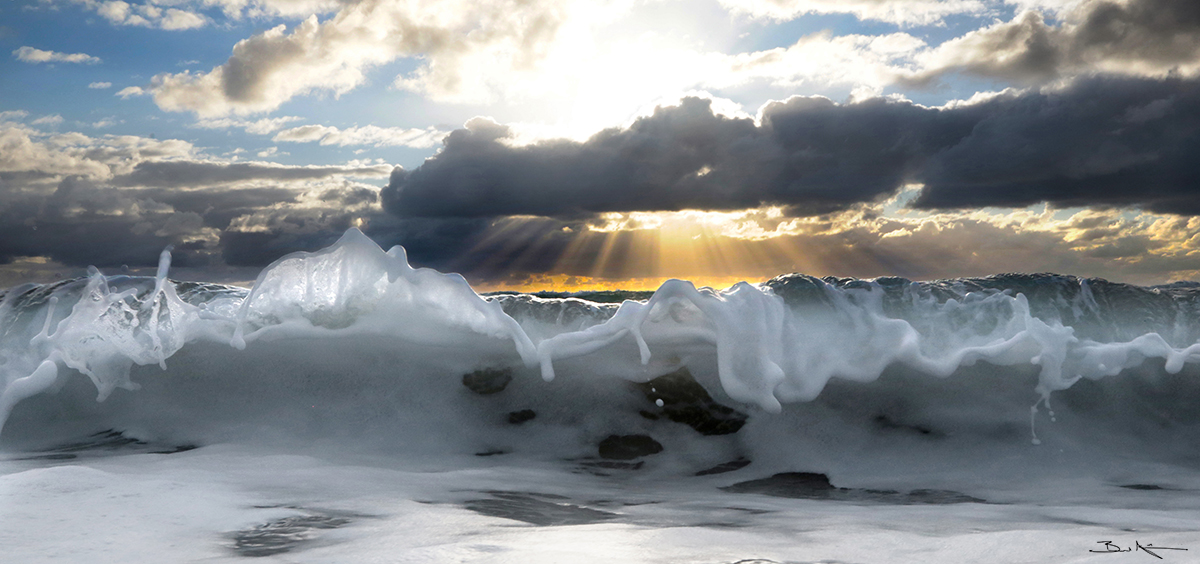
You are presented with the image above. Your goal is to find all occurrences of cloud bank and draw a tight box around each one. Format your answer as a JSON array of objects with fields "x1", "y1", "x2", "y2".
[
  {"x1": 150, "y1": 0, "x2": 578, "y2": 117},
  {"x1": 13, "y1": 47, "x2": 101, "y2": 64},
  {"x1": 0, "y1": 118, "x2": 389, "y2": 275},
  {"x1": 915, "y1": 0, "x2": 1200, "y2": 84},
  {"x1": 718, "y1": 0, "x2": 988, "y2": 25},
  {"x1": 382, "y1": 76, "x2": 1200, "y2": 220}
]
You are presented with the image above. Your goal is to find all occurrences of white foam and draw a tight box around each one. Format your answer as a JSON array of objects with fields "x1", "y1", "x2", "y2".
[{"x1": 2, "y1": 228, "x2": 1200, "y2": 446}]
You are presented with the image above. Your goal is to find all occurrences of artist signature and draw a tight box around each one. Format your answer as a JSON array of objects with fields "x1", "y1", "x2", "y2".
[{"x1": 1090, "y1": 541, "x2": 1189, "y2": 559}]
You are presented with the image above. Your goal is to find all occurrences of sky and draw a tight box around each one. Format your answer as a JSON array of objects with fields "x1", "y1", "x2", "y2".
[{"x1": 1, "y1": 0, "x2": 1199, "y2": 291}]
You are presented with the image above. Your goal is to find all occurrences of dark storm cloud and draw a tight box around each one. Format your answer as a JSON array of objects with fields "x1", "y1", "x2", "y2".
[
  {"x1": 0, "y1": 152, "x2": 384, "y2": 272},
  {"x1": 383, "y1": 76, "x2": 1200, "y2": 219},
  {"x1": 114, "y1": 160, "x2": 389, "y2": 189},
  {"x1": 382, "y1": 96, "x2": 958, "y2": 218},
  {"x1": 913, "y1": 76, "x2": 1200, "y2": 213},
  {"x1": 913, "y1": 0, "x2": 1200, "y2": 85},
  {"x1": 0, "y1": 177, "x2": 207, "y2": 269},
  {"x1": 138, "y1": 186, "x2": 298, "y2": 229}
]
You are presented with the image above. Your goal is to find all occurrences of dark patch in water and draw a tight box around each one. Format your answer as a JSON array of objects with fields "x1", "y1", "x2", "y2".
[
  {"x1": 150, "y1": 444, "x2": 199, "y2": 454},
  {"x1": 873, "y1": 414, "x2": 937, "y2": 436},
  {"x1": 507, "y1": 409, "x2": 536, "y2": 424},
  {"x1": 598, "y1": 434, "x2": 663, "y2": 460},
  {"x1": 462, "y1": 367, "x2": 513, "y2": 395},
  {"x1": 722, "y1": 472, "x2": 986, "y2": 505},
  {"x1": 15, "y1": 453, "x2": 79, "y2": 461},
  {"x1": 581, "y1": 459, "x2": 644, "y2": 470},
  {"x1": 52, "y1": 429, "x2": 146, "y2": 451},
  {"x1": 463, "y1": 491, "x2": 618, "y2": 526},
  {"x1": 696, "y1": 458, "x2": 752, "y2": 476},
  {"x1": 723, "y1": 472, "x2": 836, "y2": 497},
  {"x1": 474, "y1": 449, "x2": 508, "y2": 457},
  {"x1": 635, "y1": 368, "x2": 747, "y2": 435},
  {"x1": 1119, "y1": 484, "x2": 1170, "y2": 491},
  {"x1": 570, "y1": 458, "x2": 646, "y2": 476},
  {"x1": 232, "y1": 514, "x2": 351, "y2": 557},
  {"x1": 902, "y1": 489, "x2": 987, "y2": 504},
  {"x1": 11, "y1": 429, "x2": 198, "y2": 460},
  {"x1": 726, "y1": 506, "x2": 774, "y2": 515}
]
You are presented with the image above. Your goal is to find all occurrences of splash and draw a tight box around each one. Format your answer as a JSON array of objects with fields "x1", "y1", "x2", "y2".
[{"x1": 2, "y1": 228, "x2": 1200, "y2": 444}]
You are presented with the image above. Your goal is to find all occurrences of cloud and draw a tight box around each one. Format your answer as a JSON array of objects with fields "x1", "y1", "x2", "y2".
[
  {"x1": 219, "y1": 184, "x2": 381, "y2": 265},
  {"x1": 113, "y1": 160, "x2": 390, "y2": 189},
  {"x1": 193, "y1": 116, "x2": 304, "y2": 134},
  {"x1": 913, "y1": 0, "x2": 1200, "y2": 84},
  {"x1": 116, "y1": 86, "x2": 146, "y2": 99},
  {"x1": 77, "y1": 0, "x2": 207, "y2": 30},
  {"x1": 273, "y1": 124, "x2": 445, "y2": 148},
  {"x1": 0, "y1": 125, "x2": 126, "y2": 180},
  {"x1": 381, "y1": 96, "x2": 944, "y2": 218},
  {"x1": 32, "y1": 115, "x2": 63, "y2": 126},
  {"x1": 52, "y1": 0, "x2": 372, "y2": 26},
  {"x1": 13, "y1": 46, "x2": 101, "y2": 64},
  {"x1": 191, "y1": 0, "x2": 341, "y2": 20},
  {"x1": 88, "y1": 82, "x2": 113, "y2": 89},
  {"x1": 382, "y1": 76, "x2": 1200, "y2": 220},
  {"x1": 717, "y1": 0, "x2": 988, "y2": 25},
  {"x1": 0, "y1": 121, "x2": 389, "y2": 193},
  {"x1": 0, "y1": 120, "x2": 395, "y2": 274},
  {"x1": 711, "y1": 31, "x2": 926, "y2": 92},
  {"x1": 913, "y1": 76, "x2": 1200, "y2": 214},
  {"x1": 2, "y1": 114, "x2": 1195, "y2": 286},
  {"x1": 149, "y1": 0, "x2": 578, "y2": 117}
]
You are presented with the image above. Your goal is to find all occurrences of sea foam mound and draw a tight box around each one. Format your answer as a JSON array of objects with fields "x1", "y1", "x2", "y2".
[{"x1": 3, "y1": 228, "x2": 1200, "y2": 484}]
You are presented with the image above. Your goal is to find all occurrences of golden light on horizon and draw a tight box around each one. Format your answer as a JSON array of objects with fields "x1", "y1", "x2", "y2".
[
  {"x1": 457, "y1": 202, "x2": 1148, "y2": 294},
  {"x1": 466, "y1": 207, "x2": 839, "y2": 293}
]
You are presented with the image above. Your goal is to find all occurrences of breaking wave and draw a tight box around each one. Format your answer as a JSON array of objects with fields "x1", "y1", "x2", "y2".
[{"x1": 3, "y1": 228, "x2": 1200, "y2": 473}]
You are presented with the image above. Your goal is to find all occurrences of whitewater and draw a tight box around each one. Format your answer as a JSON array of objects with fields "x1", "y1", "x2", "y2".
[{"x1": 2, "y1": 228, "x2": 1199, "y2": 563}]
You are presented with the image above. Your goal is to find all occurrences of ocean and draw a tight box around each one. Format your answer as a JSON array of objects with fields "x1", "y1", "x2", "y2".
[{"x1": 2, "y1": 228, "x2": 1198, "y2": 563}]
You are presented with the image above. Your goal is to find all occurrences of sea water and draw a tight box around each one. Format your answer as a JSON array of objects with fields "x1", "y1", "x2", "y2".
[{"x1": 1, "y1": 228, "x2": 1199, "y2": 563}]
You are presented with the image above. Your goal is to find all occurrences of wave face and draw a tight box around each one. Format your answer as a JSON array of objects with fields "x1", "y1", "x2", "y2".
[{"x1": 3, "y1": 229, "x2": 1200, "y2": 478}]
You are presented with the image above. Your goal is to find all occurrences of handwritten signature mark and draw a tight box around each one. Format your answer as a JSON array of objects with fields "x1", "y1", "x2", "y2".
[{"x1": 1090, "y1": 541, "x2": 1189, "y2": 559}]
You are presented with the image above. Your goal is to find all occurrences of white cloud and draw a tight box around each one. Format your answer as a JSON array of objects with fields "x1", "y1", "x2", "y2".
[
  {"x1": 88, "y1": 81, "x2": 113, "y2": 89},
  {"x1": 79, "y1": 0, "x2": 207, "y2": 30},
  {"x1": 0, "y1": 120, "x2": 390, "y2": 195},
  {"x1": 194, "y1": 116, "x2": 304, "y2": 134},
  {"x1": 160, "y1": 8, "x2": 207, "y2": 29},
  {"x1": 716, "y1": 31, "x2": 926, "y2": 90},
  {"x1": 255, "y1": 146, "x2": 292, "y2": 158},
  {"x1": 198, "y1": 0, "x2": 341, "y2": 20},
  {"x1": 139, "y1": 0, "x2": 924, "y2": 134},
  {"x1": 717, "y1": 0, "x2": 989, "y2": 25},
  {"x1": 0, "y1": 110, "x2": 30, "y2": 122},
  {"x1": 273, "y1": 124, "x2": 445, "y2": 148},
  {"x1": 910, "y1": 0, "x2": 1200, "y2": 84},
  {"x1": 32, "y1": 115, "x2": 64, "y2": 125},
  {"x1": 149, "y1": 0, "x2": 591, "y2": 117},
  {"x1": 0, "y1": 123, "x2": 191, "y2": 182},
  {"x1": 116, "y1": 86, "x2": 146, "y2": 99},
  {"x1": 13, "y1": 46, "x2": 101, "y2": 64}
]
